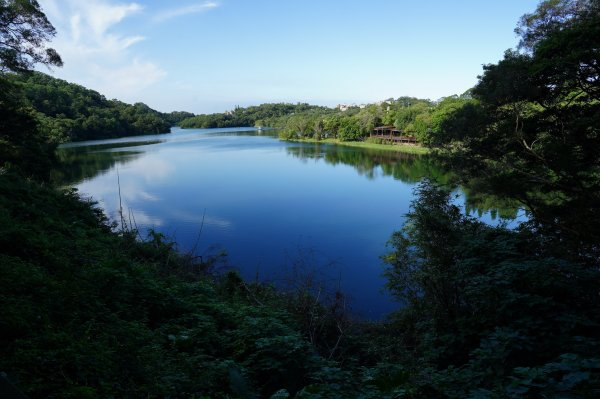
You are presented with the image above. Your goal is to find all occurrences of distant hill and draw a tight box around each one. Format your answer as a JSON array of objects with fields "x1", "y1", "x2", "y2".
[
  {"x1": 8, "y1": 72, "x2": 192, "y2": 142},
  {"x1": 178, "y1": 102, "x2": 332, "y2": 129}
]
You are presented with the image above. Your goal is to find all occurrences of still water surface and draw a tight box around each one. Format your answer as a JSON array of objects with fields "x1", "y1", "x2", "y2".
[{"x1": 56, "y1": 127, "x2": 516, "y2": 319}]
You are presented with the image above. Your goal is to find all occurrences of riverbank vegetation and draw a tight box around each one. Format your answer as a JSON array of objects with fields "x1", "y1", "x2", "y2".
[
  {"x1": 1, "y1": 0, "x2": 599, "y2": 397},
  {"x1": 285, "y1": 137, "x2": 429, "y2": 155}
]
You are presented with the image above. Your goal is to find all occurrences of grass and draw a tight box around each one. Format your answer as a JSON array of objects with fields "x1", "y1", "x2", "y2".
[{"x1": 281, "y1": 137, "x2": 430, "y2": 155}]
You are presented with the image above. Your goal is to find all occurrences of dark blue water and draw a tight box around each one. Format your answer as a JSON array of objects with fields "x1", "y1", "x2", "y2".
[{"x1": 56, "y1": 127, "x2": 521, "y2": 319}]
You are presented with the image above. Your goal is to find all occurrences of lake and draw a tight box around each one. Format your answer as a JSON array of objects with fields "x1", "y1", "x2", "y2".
[{"x1": 55, "y1": 127, "x2": 519, "y2": 319}]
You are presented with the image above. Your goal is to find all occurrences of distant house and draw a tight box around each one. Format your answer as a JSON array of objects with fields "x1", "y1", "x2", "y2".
[
  {"x1": 337, "y1": 103, "x2": 359, "y2": 111},
  {"x1": 337, "y1": 103, "x2": 367, "y2": 111},
  {"x1": 337, "y1": 102, "x2": 381, "y2": 111}
]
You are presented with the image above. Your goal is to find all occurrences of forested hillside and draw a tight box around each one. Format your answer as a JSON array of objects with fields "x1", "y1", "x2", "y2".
[
  {"x1": 7, "y1": 72, "x2": 185, "y2": 142},
  {"x1": 178, "y1": 102, "x2": 331, "y2": 129}
]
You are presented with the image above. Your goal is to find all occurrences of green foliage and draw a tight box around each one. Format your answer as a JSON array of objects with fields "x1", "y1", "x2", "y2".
[
  {"x1": 286, "y1": 114, "x2": 312, "y2": 137},
  {"x1": 8, "y1": 71, "x2": 173, "y2": 142},
  {"x1": 394, "y1": 6, "x2": 600, "y2": 397},
  {"x1": 0, "y1": 0, "x2": 61, "y2": 178},
  {"x1": 428, "y1": 95, "x2": 482, "y2": 146},
  {"x1": 179, "y1": 103, "x2": 331, "y2": 130},
  {"x1": 322, "y1": 115, "x2": 342, "y2": 138},
  {"x1": 382, "y1": 181, "x2": 600, "y2": 397},
  {"x1": 515, "y1": 0, "x2": 588, "y2": 51},
  {"x1": 0, "y1": 0, "x2": 63, "y2": 72},
  {"x1": 337, "y1": 117, "x2": 363, "y2": 141},
  {"x1": 163, "y1": 110, "x2": 195, "y2": 125},
  {"x1": 279, "y1": 127, "x2": 299, "y2": 140},
  {"x1": 277, "y1": 97, "x2": 437, "y2": 143},
  {"x1": 179, "y1": 98, "x2": 455, "y2": 144},
  {"x1": 392, "y1": 103, "x2": 427, "y2": 131},
  {"x1": 507, "y1": 354, "x2": 600, "y2": 398},
  {"x1": 0, "y1": 77, "x2": 56, "y2": 179},
  {"x1": 432, "y1": 0, "x2": 600, "y2": 262}
]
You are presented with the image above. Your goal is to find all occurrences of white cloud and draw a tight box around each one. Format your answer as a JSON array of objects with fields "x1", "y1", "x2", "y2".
[
  {"x1": 154, "y1": 2, "x2": 219, "y2": 23},
  {"x1": 85, "y1": 2, "x2": 143, "y2": 36},
  {"x1": 125, "y1": 156, "x2": 175, "y2": 183},
  {"x1": 38, "y1": 0, "x2": 166, "y2": 100},
  {"x1": 169, "y1": 209, "x2": 233, "y2": 229},
  {"x1": 89, "y1": 58, "x2": 166, "y2": 93},
  {"x1": 127, "y1": 209, "x2": 164, "y2": 227}
]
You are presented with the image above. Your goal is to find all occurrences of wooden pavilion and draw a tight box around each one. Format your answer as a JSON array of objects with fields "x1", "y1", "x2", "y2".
[{"x1": 371, "y1": 126, "x2": 417, "y2": 144}]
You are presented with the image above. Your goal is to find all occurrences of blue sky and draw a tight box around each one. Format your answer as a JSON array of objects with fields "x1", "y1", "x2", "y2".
[{"x1": 38, "y1": 0, "x2": 540, "y2": 113}]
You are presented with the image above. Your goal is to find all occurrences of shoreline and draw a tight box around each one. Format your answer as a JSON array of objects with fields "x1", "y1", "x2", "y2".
[{"x1": 279, "y1": 137, "x2": 430, "y2": 155}]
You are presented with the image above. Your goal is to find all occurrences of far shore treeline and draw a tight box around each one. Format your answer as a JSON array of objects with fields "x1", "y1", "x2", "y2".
[
  {"x1": 176, "y1": 96, "x2": 473, "y2": 146},
  {"x1": 9, "y1": 69, "x2": 474, "y2": 147}
]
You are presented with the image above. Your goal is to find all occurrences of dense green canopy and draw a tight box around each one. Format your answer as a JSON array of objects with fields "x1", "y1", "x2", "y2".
[
  {"x1": 0, "y1": 0, "x2": 62, "y2": 72},
  {"x1": 8, "y1": 72, "x2": 174, "y2": 142},
  {"x1": 432, "y1": 0, "x2": 600, "y2": 262},
  {"x1": 381, "y1": 1, "x2": 600, "y2": 396}
]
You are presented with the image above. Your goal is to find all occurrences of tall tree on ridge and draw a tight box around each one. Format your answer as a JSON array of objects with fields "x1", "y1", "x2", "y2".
[
  {"x1": 0, "y1": 0, "x2": 62, "y2": 73},
  {"x1": 0, "y1": 0, "x2": 62, "y2": 179}
]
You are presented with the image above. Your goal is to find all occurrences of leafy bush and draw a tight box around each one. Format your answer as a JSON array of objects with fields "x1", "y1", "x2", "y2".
[{"x1": 382, "y1": 181, "x2": 600, "y2": 397}]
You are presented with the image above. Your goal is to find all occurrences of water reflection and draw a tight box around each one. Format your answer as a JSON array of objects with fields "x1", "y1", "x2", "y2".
[
  {"x1": 61, "y1": 139, "x2": 164, "y2": 151},
  {"x1": 52, "y1": 149, "x2": 143, "y2": 185},
  {"x1": 53, "y1": 139, "x2": 173, "y2": 185},
  {"x1": 286, "y1": 143, "x2": 520, "y2": 220},
  {"x1": 462, "y1": 188, "x2": 521, "y2": 220},
  {"x1": 55, "y1": 134, "x2": 521, "y2": 223},
  {"x1": 287, "y1": 144, "x2": 450, "y2": 183}
]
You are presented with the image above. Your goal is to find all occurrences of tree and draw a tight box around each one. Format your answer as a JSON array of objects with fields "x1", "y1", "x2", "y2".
[
  {"x1": 428, "y1": 96, "x2": 482, "y2": 146},
  {"x1": 0, "y1": 0, "x2": 62, "y2": 179},
  {"x1": 337, "y1": 117, "x2": 363, "y2": 141},
  {"x1": 5, "y1": 72, "x2": 172, "y2": 141},
  {"x1": 312, "y1": 117, "x2": 324, "y2": 140},
  {"x1": 383, "y1": 181, "x2": 600, "y2": 396},
  {"x1": 411, "y1": 111, "x2": 432, "y2": 143},
  {"x1": 286, "y1": 114, "x2": 311, "y2": 137},
  {"x1": 356, "y1": 105, "x2": 382, "y2": 135},
  {"x1": 323, "y1": 115, "x2": 342, "y2": 138},
  {"x1": 515, "y1": 0, "x2": 590, "y2": 51},
  {"x1": 433, "y1": 0, "x2": 600, "y2": 262},
  {"x1": 0, "y1": 0, "x2": 62, "y2": 73},
  {"x1": 0, "y1": 77, "x2": 55, "y2": 177}
]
